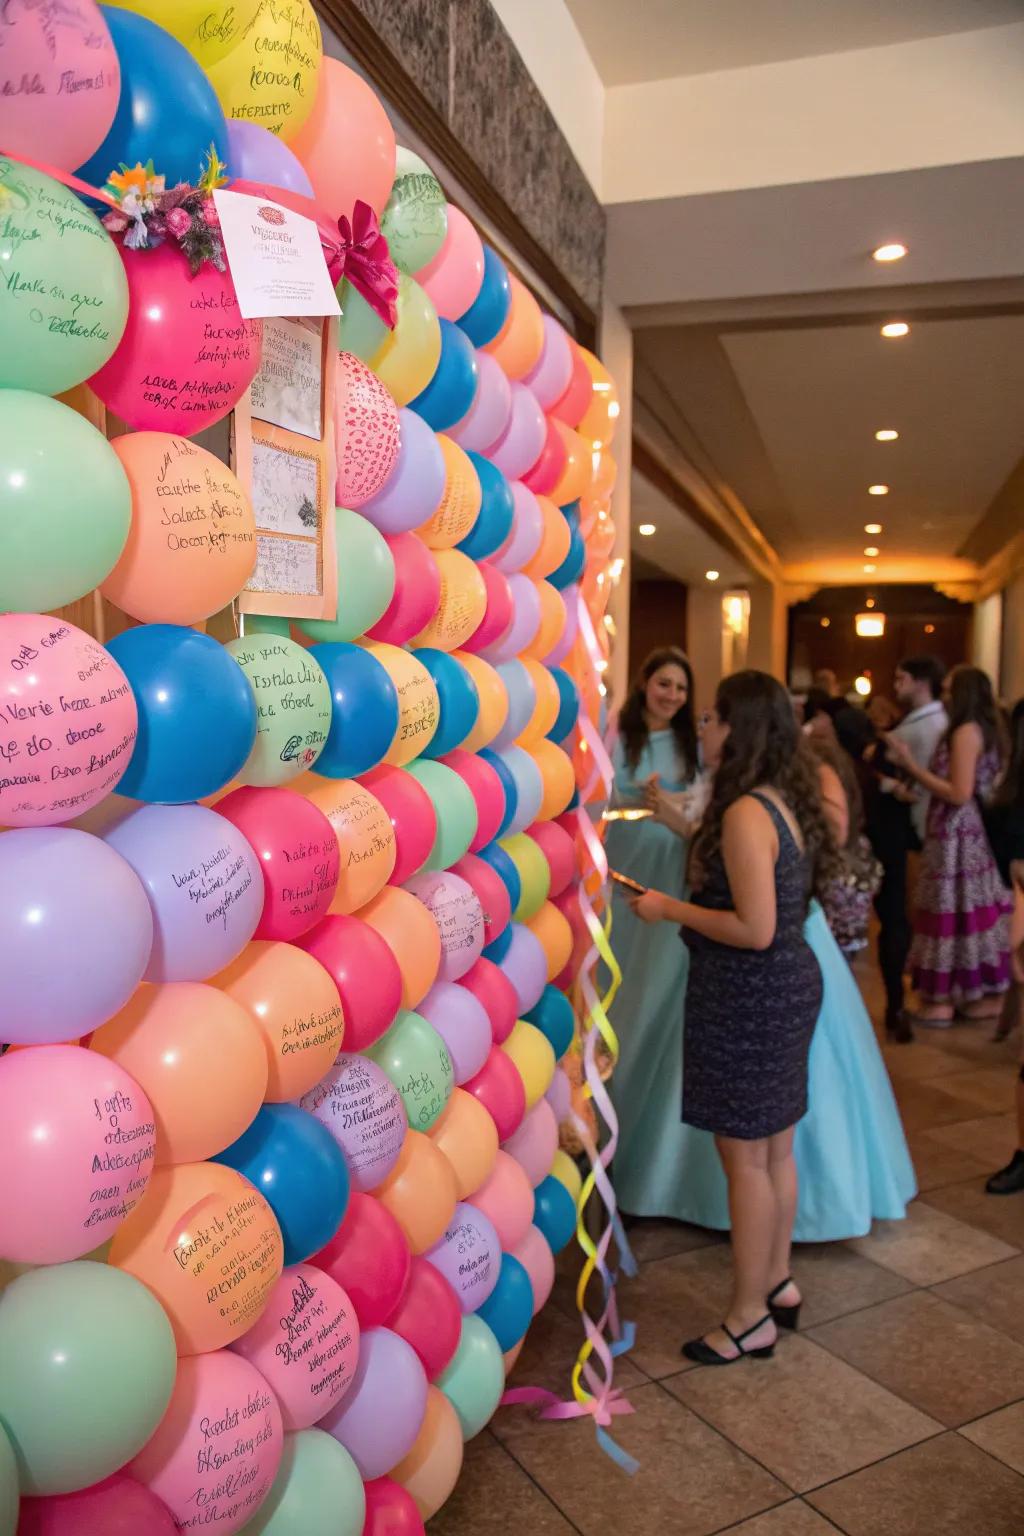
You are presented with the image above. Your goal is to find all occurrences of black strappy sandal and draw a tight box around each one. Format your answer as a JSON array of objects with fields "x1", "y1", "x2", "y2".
[
  {"x1": 681, "y1": 1315, "x2": 775, "y2": 1366},
  {"x1": 767, "y1": 1278, "x2": 801, "y2": 1331}
]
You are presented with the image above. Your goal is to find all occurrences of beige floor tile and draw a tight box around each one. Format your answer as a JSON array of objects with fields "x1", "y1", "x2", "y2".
[
  {"x1": 891, "y1": 1078, "x2": 992, "y2": 1132},
  {"x1": 664, "y1": 1335, "x2": 939, "y2": 1493},
  {"x1": 430, "y1": 1432, "x2": 577, "y2": 1535},
  {"x1": 881, "y1": 1041, "x2": 971, "y2": 1083},
  {"x1": 921, "y1": 1178, "x2": 1024, "y2": 1250},
  {"x1": 788, "y1": 1242, "x2": 913, "y2": 1326},
  {"x1": 934, "y1": 1256, "x2": 1024, "y2": 1345},
  {"x1": 848, "y1": 1198, "x2": 1017, "y2": 1285},
  {"x1": 809, "y1": 1289, "x2": 1024, "y2": 1427},
  {"x1": 933, "y1": 1066, "x2": 1019, "y2": 1114},
  {"x1": 960, "y1": 1402, "x2": 1024, "y2": 1475},
  {"x1": 925, "y1": 1112, "x2": 1018, "y2": 1166},
  {"x1": 905, "y1": 1131, "x2": 990, "y2": 1193},
  {"x1": 494, "y1": 1382, "x2": 788, "y2": 1536},
  {"x1": 722, "y1": 1504, "x2": 844, "y2": 1535},
  {"x1": 614, "y1": 1244, "x2": 735, "y2": 1379},
  {"x1": 624, "y1": 1218, "x2": 725, "y2": 1266},
  {"x1": 808, "y1": 1432, "x2": 1024, "y2": 1535}
]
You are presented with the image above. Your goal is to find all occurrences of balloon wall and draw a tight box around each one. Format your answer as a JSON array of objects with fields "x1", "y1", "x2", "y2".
[{"x1": 0, "y1": 3, "x2": 622, "y2": 1530}]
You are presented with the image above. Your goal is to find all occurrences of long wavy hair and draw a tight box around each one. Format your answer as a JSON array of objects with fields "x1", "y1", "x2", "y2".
[
  {"x1": 688, "y1": 669, "x2": 839, "y2": 901},
  {"x1": 617, "y1": 646, "x2": 697, "y2": 777},
  {"x1": 945, "y1": 664, "x2": 1007, "y2": 760},
  {"x1": 992, "y1": 698, "x2": 1024, "y2": 810}
]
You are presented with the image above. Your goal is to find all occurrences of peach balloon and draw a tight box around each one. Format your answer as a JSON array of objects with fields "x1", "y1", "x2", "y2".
[
  {"x1": 410, "y1": 550, "x2": 487, "y2": 652},
  {"x1": 359, "y1": 886, "x2": 441, "y2": 1009},
  {"x1": 526, "y1": 900, "x2": 574, "y2": 982},
  {"x1": 521, "y1": 494, "x2": 571, "y2": 582},
  {"x1": 289, "y1": 56, "x2": 396, "y2": 217},
  {"x1": 90, "y1": 983, "x2": 268, "y2": 1165},
  {"x1": 502, "y1": 1021, "x2": 556, "y2": 1112},
  {"x1": 590, "y1": 447, "x2": 617, "y2": 500},
  {"x1": 214, "y1": 940, "x2": 345, "y2": 1101},
  {"x1": 469, "y1": 1150, "x2": 534, "y2": 1251},
  {"x1": 108, "y1": 1160, "x2": 284, "y2": 1354},
  {"x1": 454, "y1": 651, "x2": 509, "y2": 751},
  {"x1": 516, "y1": 658, "x2": 560, "y2": 743},
  {"x1": 375, "y1": 1130, "x2": 458, "y2": 1255},
  {"x1": 510, "y1": 1224, "x2": 555, "y2": 1315},
  {"x1": 363, "y1": 642, "x2": 441, "y2": 766},
  {"x1": 392, "y1": 1387, "x2": 464, "y2": 1520},
  {"x1": 577, "y1": 348, "x2": 620, "y2": 446},
  {"x1": 530, "y1": 739, "x2": 576, "y2": 822},
  {"x1": 300, "y1": 776, "x2": 397, "y2": 911},
  {"x1": 523, "y1": 582, "x2": 566, "y2": 663},
  {"x1": 549, "y1": 422, "x2": 591, "y2": 506},
  {"x1": 428, "y1": 1087, "x2": 498, "y2": 1199},
  {"x1": 503, "y1": 1340, "x2": 523, "y2": 1374},
  {"x1": 483, "y1": 273, "x2": 544, "y2": 381},
  {"x1": 418, "y1": 205, "x2": 485, "y2": 321},
  {"x1": 416, "y1": 436, "x2": 482, "y2": 550}
]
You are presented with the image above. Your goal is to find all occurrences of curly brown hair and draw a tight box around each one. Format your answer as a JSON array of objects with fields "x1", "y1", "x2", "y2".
[
  {"x1": 688, "y1": 670, "x2": 841, "y2": 903},
  {"x1": 617, "y1": 646, "x2": 697, "y2": 776}
]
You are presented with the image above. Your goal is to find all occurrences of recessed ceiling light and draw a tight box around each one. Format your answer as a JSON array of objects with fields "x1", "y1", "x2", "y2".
[
  {"x1": 881, "y1": 322, "x2": 909, "y2": 338},
  {"x1": 868, "y1": 484, "x2": 889, "y2": 496},
  {"x1": 638, "y1": 522, "x2": 656, "y2": 536},
  {"x1": 875, "y1": 429, "x2": 899, "y2": 442},
  {"x1": 705, "y1": 569, "x2": 720, "y2": 582},
  {"x1": 820, "y1": 617, "x2": 830, "y2": 628},
  {"x1": 873, "y1": 243, "x2": 907, "y2": 263},
  {"x1": 864, "y1": 546, "x2": 880, "y2": 557},
  {"x1": 864, "y1": 523, "x2": 883, "y2": 535},
  {"x1": 863, "y1": 563, "x2": 877, "y2": 573}
]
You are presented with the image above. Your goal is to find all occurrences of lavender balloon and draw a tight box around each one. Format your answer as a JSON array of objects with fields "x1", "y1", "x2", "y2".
[
  {"x1": 227, "y1": 120, "x2": 314, "y2": 196},
  {"x1": 359, "y1": 409, "x2": 445, "y2": 534},
  {"x1": 318, "y1": 1327, "x2": 427, "y2": 1478},
  {"x1": 300, "y1": 1054, "x2": 408, "y2": 1193},
  {"x1": 491, "y1": 482, "x2": 545, "y2": 575},
  {"x1": 496, "y1": 747, "x2": 543, "y2": 836},
  {"x1": 481, "y1": 574, "x2": 541, "y2": 664},
  {"x1": 490, "y1": 660, "x2": 536, "y2": 750},
  {"x1": 546, "y1": 1064, "x2": 572, "y2": 1123},
  {"x1": 424, "y1": 1201, "x2": 501, "y2": 1313},
  {"x1": 405, "y1": 869, "x2": 484, "y2": 982},
  {"x1": 500, "y1": 922, "x2": 548, "y2": 1014},
  {"x1": 448, "y1": 351, "x2": 511, "y2": 453},
  {"x1": 487, "y1": 383, "x2": 545, "y2": 481},
  {"x1": 522, "y1": 316, "x2": 573, "y2": 410},
  {"x1": 417, "y1": 980, "x2": 491, "y2": 1083},
  {"x1": 543, "y1": 580, "x2": 579, "y2": 667},
  {"x1": 0, "y1": 827, "x2": 152, "y2": 1043}
]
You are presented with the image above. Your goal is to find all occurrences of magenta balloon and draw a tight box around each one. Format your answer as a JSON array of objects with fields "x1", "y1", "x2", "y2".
[
  {"x1": 491, "y1": 482, "x2": 545, "y2": 575},
  {"x1": 0, "y1": 827, "x2": 152, "y2": 1044},
  {"x1": 546, "y1": 1064, "x2": 571, "y2": 1123},
  {"x1": 486, "y1": 383, "x2": 546, "y2": 481},
  {"x1": 499, "y1": 922, "x2": 548, "y2": 1014},
  {"x1": 15, "y1": 1472, "x2": 177, "y2": 1536},
  {"x1": 458, "y1": 562, "x2": 513, "y2": 656},
  {"x1": 501, "y1": 1098, "x2": 558, "y2": 1187},
  {"x1": 480, "y1": 573, "x2": 541, "y2": 664},
  {"x1": 227, "y1": 120, "x2": 314, "y2": 196},
  {"x1": 523, "y1": 317, "x2": 574, "y2": 410},
  {"x1": 318, "y1": 1326, "x2": 427, "y2": 1479},
  {"x1": 300, "y1": 1053, "x2": 408, "y2": 1193},
  {"x1": 104, "y1": 804, "x2": 263, "y2": 982},
  {"x1": 416, "y1": 980, "x2": 491, "y2": 1084},
  {"x1": 360, "y1": 409, "x2": 446, "y2": 535},
  {"x1": 418, "y1": 205, "x2": 485, "y2": 322},
  {"x1": 543, "y1": 580, "x2": 580, "y2": 667},
  {"x1": 423, "y1": 1200, "x2": 501, "y2": 1313},
  {"x1": 448, "y1": 351, "x2": 512, "y2": 454}
]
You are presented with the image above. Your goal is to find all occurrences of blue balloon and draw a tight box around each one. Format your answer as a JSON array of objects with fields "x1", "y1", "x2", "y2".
[
  {"x1": 458, "y1": 454, "x2": 515, "y2": 561},
  {"x1": 533, "y1": 1175, "x2": 576, "y2": 1255},
  {"x1": 524, "y1": 985, "x2": 574, "y2": 1060},
  {"x1": 309, "y1": 642, "x2": 399, "y2": 777},
  {"x1": 476, "y1": 840, "x2": 521, "y2": 914},
  {"x1": 410, "y1": 319, "x2": 479, "y2": 431},
  {"x1": 475, "y1": 1254, "x2": 533, "y2": 1350},
  {"x1": 478, "y1": 748, "x2": 518, "y2": 839},
  {"x1": 213, "y1": 1104, "x2": 349, "y2": 1266},
  {"x1": 547, "y1": 667, "x2": 580, "y2": 744},
  {"x1": 481, "y1": 926, "x2": 514, "y2": 965},
  {"x1": 106, "y1": 624, "x2": 256, "y2": 804},
  {"x1": 458, "y1": 246, "x2": 511, "y2": 346},
  {"x1": 560, "y1": 501, "x2": 581, "y2": 530},
  {"x1": 491, "y1": 660, "x2": 536, "y2": 752},
  {"x1": 548, "y1": 523, "x2": 586, "y2": 590},
  {"x1": 567, "y1": 786, "x2": 581, "y2": 812},
  {"x1": 416, "y1": 649, "x2": 480, "y2": 759},
  {"x1": 81, "y1": 9, "x2": 228, "y2": 190}
]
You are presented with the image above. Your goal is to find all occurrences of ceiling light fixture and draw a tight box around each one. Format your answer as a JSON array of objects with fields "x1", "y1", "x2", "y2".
[
  {"x1": 873, "y1": 243, "x2": 907, "y2": 263},
  {"x1": 864, "y1": 523, "x2": 883, "y2": 535},
  {"x1": 638, "y1": 522, "x2": 656, "y2": 536},
  {"x1": 856, "y1": 613, "x2": 885, "y2": 637},
  {"x1": 881, "y1": 322, "x2": 909, "y2": 338},
  {"x1": 863, "y1": 563, "x2": 877, "y2": 574},
  {"x1": 864, "y1": 546, "x2": 880, "y2": 557},
  {"x1": 924, "y1": 623, "x2": 935, "y2": 635},
  {"x1": 875, "y1": 429, "x2": 899, "y2": 442},
  {"x1": 868, "y1": 484, "x2": 889, "y2": 496},
  {"x1": 705, "y1": 569, "x2": 720, "y2": 582}
]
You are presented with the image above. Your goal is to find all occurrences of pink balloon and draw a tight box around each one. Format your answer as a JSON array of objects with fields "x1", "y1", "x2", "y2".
[
  {"x1": 464, "y1": 1046, "x2": 525, "y2": 1141},
  {"x1": 418, "y1": 205, "x2": 485, "y2": 321},
  {"x1": 131, "y1": 1352, "x2": 283, "y2": 1536},
  {"x1": 217, "y1": 786, "x2": 340, "y2": 943},
  {"x1": 0, "y1": 1, "x2": 120, "y2": 172},
  {"x1": 459, "y1": 563, "x2": 513, "y2": 656},
  {"x1": 439, "y1": 750, "x2": 505, "y2": 852},
  {"x1": 450, "y1": 853, "x2": 511, "y2": 949},
  {"x1": 386, "y1": 1254, "x2": 462, "y2": 1380},
  {"x1": 470, "y1": 1150, "x2": 535, "y2": 1251},
  {"x1": 404, "y1": 870, "x2": 484, "y2": 983},
  {"x1": 318, "y1": 1327, "x2": 427, "y2": 1481},
  {"x1": 510, "y1": 1223, "x2": 556, "y2": 1314},
  {"x1": 0, "y1": 1045, "x2": 155, "y2": 1264},
  {"x1": 336, "y1": 353, "x2": 401, "y2": 508},
  {"x1": 523, "y1": 317, "x2": 574, "y2": 410},
  {"x1": 480, "y1": 574, "x2": 541, "y2": 664},
  {"x1": 90, "y1": 244, "x2": 262, "y2": 436},
  {"x1": 526, "y1": 820, "x2": 576, "y2": 897},
  {"x1": 16, "y1": 1473, "x2": 176, "y2": 1536},
  {"x1": 448, "y1": 352, "x2": 511, "y2": 454},
  {"x1": 296, "y1": 914, "x2": 403, "y2": 1052},
  {"x1": 359, "y1": 763, "x2": 437, "y2": 886},
  {"x1": 459, "y1": 956, "x2": 518, "y2": 1045},
  {"x1": 543, "y1": 580, "x2": 579, "y2": 667},
  {"x1": 491, "y1": 482, "x2": 545, "y2": 575},
  {"x1": 360, "y1": 410, "x2": 445, "y2": 535},
  {"x1": 365, "y1": 534, "x2": 441, "y2": 646},
  {"x1": 231, "y1": 1263, "x2": 360, "y2": 1429},
  {"x1": 486, "y1": 384, "x2": 546, "y2": 481},
  {"x1": 501, "y1": 1098, "x2": 558, "y2": 1189},
  {"x1": 545, "y1": 1065, "x2": 572, "y2": 1123},
  {"x1": 0, "y1": 616, "x2": 137, "y2": 828},
  {"x1": 423, "y1": 1201, "x2": 500, "y2": 1314},
  {"x1": 300, "y1": 1054, "x2": 407, "y2": 1191},
  {"x1": 520, "y1": 416, "x2": 567, "y2": 497},
  {"x1": 417, "y1": 980, "x2": 491, "y2": 1084}
]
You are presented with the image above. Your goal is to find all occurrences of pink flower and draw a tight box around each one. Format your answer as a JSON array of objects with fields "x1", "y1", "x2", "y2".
[
  {"x1": 165, "y1": 207, "x2": 191, "y2": 238},
  {"x1": 201, "y1": 199, "x2": 220, "y2": 229}
]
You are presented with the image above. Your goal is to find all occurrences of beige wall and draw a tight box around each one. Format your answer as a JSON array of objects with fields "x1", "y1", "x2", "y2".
[
  {"x1": 1001, "y1": 576, "x2": 1024, "y2": 704},
  {"x1": 600, "y1": 298, "x2": 634, "y2": 714}
]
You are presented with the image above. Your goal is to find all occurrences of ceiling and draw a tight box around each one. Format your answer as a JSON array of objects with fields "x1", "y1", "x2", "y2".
[
  {"x1": 566, "y1": 0, "x2": 1023, "y2": 86},
  {"x1": 630, "y1": 470, "x2": 750, "y2": 588}
]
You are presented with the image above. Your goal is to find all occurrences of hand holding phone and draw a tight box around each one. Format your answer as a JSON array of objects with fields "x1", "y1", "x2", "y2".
[{"x1": 610, "y1": 869, "x2": 647, "y2": 896}]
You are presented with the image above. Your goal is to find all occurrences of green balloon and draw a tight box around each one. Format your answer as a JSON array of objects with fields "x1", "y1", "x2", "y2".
[
  {"x1": 337, "y1": 279, "x2": 388, "y2": 363},
  {"x1": 243, "y1": 615, "x2": 293, "y2": 639},
  {"x1": 405, "y1": 759, "x2": 478, "y2": 870},
  {"x1": 0, "y1": 1422, "x2": 16, "y2": 1536},
  {"x1": 244, "y1": 1429, "x2": 365, "y2": 1536},
  {"x1": 226, "y1": 634, "x2": 332, "y2": 785},
  {"x1": 368, "y1": 1007, "x2": 454, "y2": 1131},
  {"x1": 438, "y1": 1315, "x2": 505, "y2": 1440},
  {"x1": 0, "y1": 157, "x2": 129, "y2": 396},
  {"x1": 297, "y1": 508, "x2": 396, "y2": 643},
  {"x1": 0, "y1": 391, "x2": 130, "y2": 612},
  {"x1": 502, "y1": 833, "x2": 552, "y2": 922},
  {"x1": 0, "y1": 1262, "x2": 176, "y2": 1496},
  {"x1": 381, "y1": 148, "x2": 448, "y2": 276}
]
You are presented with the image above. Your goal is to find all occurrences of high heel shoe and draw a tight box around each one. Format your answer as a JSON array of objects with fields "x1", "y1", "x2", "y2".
[
  {"x1": 681, "y1": 1315, "x2": 775, "y2": 1366},
  {"x1": 767, "y1": 1277, "x2": 801, "y2": 1331}
]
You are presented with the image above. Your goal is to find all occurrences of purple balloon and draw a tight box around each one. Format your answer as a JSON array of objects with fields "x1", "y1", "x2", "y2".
[
  {"x1": 299, "y1": 1053, "x2": 408, "y2": 1192},
  {"x1": 417, "y1": 980, "x2": 491, "y2": 1083},
  {"x1": 546, "y1": 1064, "x2": 572, "y2": 1123},
  {"x1": 318, "y1": 1327, "x2": 427, "y2": 1478},
  {"x1": 482, "y1": 573, "x2": 541, "y2": 664},
  {"x1": 523, "y1": 316, "x2": 573, "y2": 410},
  {"x1": 502, "y1": 1098, "x2": 559, "y2": 1187},
  {"x1": 227, "y1": 120, "x2": 314, "y2": 197},
  {"x1": 487, "y1": 383, "x2": 545, "y2": 481},
  {"x1": 499, "y1": 921, "x2": 547, "y2": 1014},
  {"x1": 0, "y1": 827, "x2": 152, "y2": 1044},
  {"x1": 424, "y1": 1201, "x2": 501, "y2": 1313},
  {"x1": 543, "y1": 580, "x2": 579, "y2": 667},
  {"x1": 491, "y1": 481, "x2": 545, "y2": 575},
  {"x1": 104, "y1": 804, "x2": 262, "y2": 982},
  {"x1": 448, "y1": 351, "x2": 512, "y2": 453},
  {"x1": 404, "y1": 869, "x2": 484, "y2": 982},
  {"x1": 360, "y1": 409, "x2": 445, "y2": 534},
  {"x1": 498, "y1": 748, "x2": 544, "y2": 837},
  {"x1": 491, "y1": 660, "x2": 536, "y2": 750}
]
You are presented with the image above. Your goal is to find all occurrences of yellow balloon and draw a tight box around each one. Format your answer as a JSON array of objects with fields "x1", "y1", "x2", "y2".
[
  {"x1": 362, "y1": 641, "x2": 440, "y2": 765},
  {"x1": 551, "y1": 1149, "x2": 582, "y2": 1204},
  {"x1": 454, "y1": 651, "x2": 508, "y2": 750},
  {"x1": 502, "y1": 1019, "x2": 555, "y2": 1111},
  {"x1": 411, "y1": 550, "x2": 486, "y2": 653},
  {"x1": 370, "y1": 273, "x2": 441, "y2": 406},
  {"x1": 416, "y1": 436, "x2": 482, "y2": 550}
]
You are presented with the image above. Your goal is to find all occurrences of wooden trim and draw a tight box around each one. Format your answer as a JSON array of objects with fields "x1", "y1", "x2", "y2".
[{"x1": 314, "y1": 0, "x2": 597, "y2": 345}]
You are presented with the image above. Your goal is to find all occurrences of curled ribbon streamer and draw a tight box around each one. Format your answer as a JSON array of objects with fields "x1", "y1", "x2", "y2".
[
  {"x1": 0, "y1": 148, "x2": 120, "y2": 208},
  {"x1": 323, "y1": 198, "x2": 399, "y2": 329}
]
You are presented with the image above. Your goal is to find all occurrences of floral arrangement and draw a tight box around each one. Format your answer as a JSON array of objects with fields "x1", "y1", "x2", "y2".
[{"x1": 101, "y1": 146, "x2": 228, "y2": 275}]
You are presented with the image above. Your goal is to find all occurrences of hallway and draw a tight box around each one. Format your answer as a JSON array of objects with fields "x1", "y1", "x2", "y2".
[{"x1": 434, "y1": 968, "x2": 1024, "y2": 1534}]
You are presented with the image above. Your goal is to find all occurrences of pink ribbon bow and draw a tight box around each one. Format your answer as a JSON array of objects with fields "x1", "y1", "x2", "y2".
[{"x1": 325, "y1": 199, "x2": 399, "y2": 329}]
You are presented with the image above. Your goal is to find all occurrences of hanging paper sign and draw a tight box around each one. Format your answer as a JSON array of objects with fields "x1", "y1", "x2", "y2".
[{"x1": 212, "y1": 189, "x2": 341, "y2": 320}]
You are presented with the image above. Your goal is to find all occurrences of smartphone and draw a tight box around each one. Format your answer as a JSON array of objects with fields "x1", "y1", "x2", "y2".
[{"x1": 610, "y1": 869, "x2": 647, "y2": 896}]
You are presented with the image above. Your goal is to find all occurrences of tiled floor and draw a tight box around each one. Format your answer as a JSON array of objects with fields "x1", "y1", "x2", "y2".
[{"x1": 430, "y1": 960, "x2": 1024, "y2": 1535}]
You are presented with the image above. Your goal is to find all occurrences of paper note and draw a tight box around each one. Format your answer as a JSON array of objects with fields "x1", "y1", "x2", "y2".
[
  {"x1": 213, "y1": 189, "x2": 341, "y2": 319},
  {"x1": 248, "y1": 317, "x2": 322, "y2": 439}
]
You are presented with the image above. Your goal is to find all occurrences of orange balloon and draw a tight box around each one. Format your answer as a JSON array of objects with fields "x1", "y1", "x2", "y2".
[
  {"x1": 454, "y1": 651, "x2": 508, "y2": 751},
  {"x1": 483, "y1": 273, "x2": 544, "y2": 381},
  {"x1": 416, "y1": 436, "x2": 482, "y2": 550},
  {"x1": 590, "y1": 447, "x2": 617, "y2": 500},
  {"x1": 362, "y1": 641, "x2": 440, "y2": 765},
  {"x1": 526, "y1": 900, "x2": 574, "y2": 981},
  {"x1": 516, "y1": 657, "x2": 560, "y2": 743},
  {"x1": 375, "y1": 1130, "x2": 457, "y2": 1255},
  {"x1": 102, "y1": 433, "x2": 256, "y2": 624},
  {"x1": 521, "y1": 494, "x2": 570, "y2": 581},
  {"x1": 428, "y1": 1087, "x2": 498, "y2": 1199},
  {"x1": 504, "y1": 1340, "x2": 523, "y2": 1374},
  {"x1": 90, "y1": 983, "x2": 268, "y2": 1165},
  {"x1": 392, "y1": 1387, "x2": 464, "y2": 1519},
  {"x1": 299, "y1": 775, "x2": 397, "y2": 912},
  {"x1": 213, "y1": 940, "x2": 344, "y2": 1102},
  {"x1": 289, "y1": 57, "x2": 396, "y2": 216},
  {"x1": 549, "y1": 422, "x2": 591, "y2": 505},
  {"x1": 359, "y1": 885, "x2": 440, "y2": 1009},
  {"x1": 529, "y1": 739, "x2": 576, "y2": 822},
  {"x1": 522, "y1": 582, "x2": 566, "y2": 663},
  {"x1": 577, "y1": 348, "x2": 620, "y2": 447},
  {"x1": 108, "y1": 1160, "x2": 284, "y2": 1355},
  {"x1": 410, "y1": 550, "x2": 486, "y2": 652}
]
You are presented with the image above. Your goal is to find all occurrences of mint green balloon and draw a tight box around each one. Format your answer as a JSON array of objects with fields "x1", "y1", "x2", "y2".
[
  {"x1": 0, "y1": 1422, "x2": 16, "y2": 1536},
  {"x1": 0, "y1": 1262, "x2": 176, "y2": 1495},
  {"x1": 297, "y1": 508, "x2": 396, "y2": 643},
  {"x1": 368, "y1": 1007, "x2": 454, "y2": 1131},
  {"x1": 0, "y1": 391, "x2": 130, "y2": 612},
  {"x1": 0, "y1": 156, "x2": 129, "y2": 395},
  {"x1": 438, "y1": 1315, "x2": 505, "y2": 1439},
  {"x1": 381, "y1": 148, "x2": 448, "y2": 276},
  {"x1": 337, "y1": 279, "x2": 388, "y2": 363},
  {"x1": 244, "y1": 615, "x2": 293, "y2": 639},
  {"x1": 226, "y1": 634, "x2": 332, "y2": 785},
  {"x1": 502, "y1": 833, "x2": 552, "y2": 922},
  {"x1": 244, "y1": 1429, "x2": 365, "y2": 1536},
  {"x1": 405, "y1": 759, "x2": 478, "y2": 870}
]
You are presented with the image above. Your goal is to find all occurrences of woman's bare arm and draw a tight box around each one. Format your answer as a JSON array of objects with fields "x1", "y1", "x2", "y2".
[{"x1": 818, "y1": 761, "x2": 849, "y2": 847}]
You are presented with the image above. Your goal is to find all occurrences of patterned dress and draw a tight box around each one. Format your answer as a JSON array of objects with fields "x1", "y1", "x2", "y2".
[{"x1": 910, "y1": 742, "x2": 1012, "y2": 1004}]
